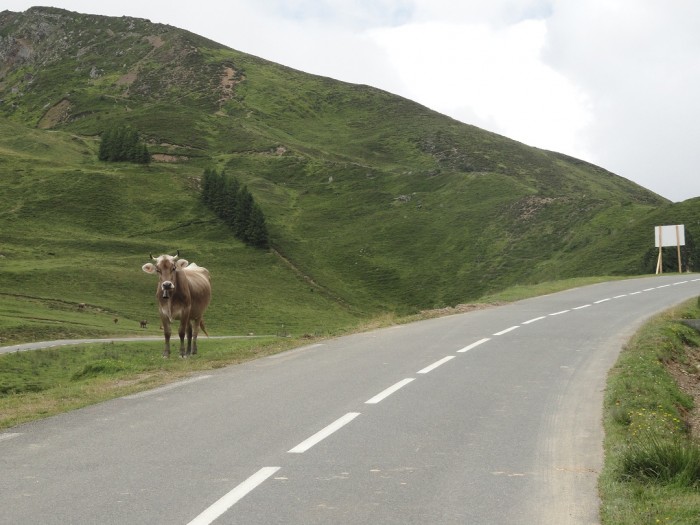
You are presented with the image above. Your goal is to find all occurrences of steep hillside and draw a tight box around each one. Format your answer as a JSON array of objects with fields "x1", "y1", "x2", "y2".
[{"x1": 0, "y1": 7, "x2": 694, "y2": 343}]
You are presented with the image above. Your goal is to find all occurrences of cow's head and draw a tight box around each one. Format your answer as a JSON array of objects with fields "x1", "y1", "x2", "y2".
[{"x1": 142, "y1": 251, "x2": 188, "y2": 299}]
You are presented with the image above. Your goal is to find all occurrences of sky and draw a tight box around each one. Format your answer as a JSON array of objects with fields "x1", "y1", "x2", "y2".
[{"x1": 4, "y1": 1, "x2": 700, "y2": 202}]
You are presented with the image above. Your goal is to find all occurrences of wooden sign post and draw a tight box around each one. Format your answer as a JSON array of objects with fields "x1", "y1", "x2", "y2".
[{"x1": 654, "y1": 224, "x2": 685, "y2": 274}]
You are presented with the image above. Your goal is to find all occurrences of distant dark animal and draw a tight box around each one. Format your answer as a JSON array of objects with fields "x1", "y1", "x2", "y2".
[
  {"x1": 113, "y1": 318, "x2": 118, "y2": 324},
  {"x1": 140, "y1": 320, "x2": 148, "y2": 329},
  {"x1": 78, "y1": 303, "x2": 86, "y2": 310},
  {"x1": 142, "y1": 251, "x2": 211, "y2": 358}
]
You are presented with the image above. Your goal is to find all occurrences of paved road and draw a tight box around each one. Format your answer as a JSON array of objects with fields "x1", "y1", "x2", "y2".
[
  {"x1": 1, "y1": 275, "x2": 699, "y2": 524},
  {"x1": 0, "y1": 336, "x2": 264, "y2": 355}
]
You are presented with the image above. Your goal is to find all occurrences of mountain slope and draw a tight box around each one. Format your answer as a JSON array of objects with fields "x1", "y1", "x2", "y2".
[{"x1": 0, "y1": 7, "x2": 694, "y2": 344}]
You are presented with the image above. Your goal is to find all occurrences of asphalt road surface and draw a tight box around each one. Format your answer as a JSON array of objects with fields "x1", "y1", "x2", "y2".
[{"x1": 1, "y1": 275, "x2": 699, "y2": 524}]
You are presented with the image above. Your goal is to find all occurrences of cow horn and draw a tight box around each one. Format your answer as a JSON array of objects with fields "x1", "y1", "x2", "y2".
[
  {"x1": 150, "y1": 253, "x2": 156, "y2": 261},
  {"x1": 174, "y1": 249, "x2": 180, "y2": 259}
]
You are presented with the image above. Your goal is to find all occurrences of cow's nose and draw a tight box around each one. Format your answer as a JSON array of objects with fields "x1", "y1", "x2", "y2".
[{"x1": 161, "y1": 281, "x2": 174, "y2": 299}]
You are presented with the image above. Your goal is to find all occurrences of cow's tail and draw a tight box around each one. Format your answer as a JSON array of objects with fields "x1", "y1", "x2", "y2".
[{"x1": 200, "y1": 319, "x2": 209, "y2": 337}]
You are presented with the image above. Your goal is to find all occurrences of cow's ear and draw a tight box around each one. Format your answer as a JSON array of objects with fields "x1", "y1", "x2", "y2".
[
  {"x1": 176, "y1": 259, "x2": 189, "y2": 269},
  {"x1": 142, "y1": 263, "x2": 157, "y2": 274}
]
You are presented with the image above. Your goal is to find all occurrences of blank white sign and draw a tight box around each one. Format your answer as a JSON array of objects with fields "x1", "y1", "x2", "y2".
[{"x1": 655, "y1": 224, "x2": 685, "y2": 247}]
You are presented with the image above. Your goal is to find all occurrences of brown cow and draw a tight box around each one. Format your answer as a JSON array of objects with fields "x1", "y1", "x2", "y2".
[{"x1": 141, "y1": 251, "x2": 211, "y2": 358}]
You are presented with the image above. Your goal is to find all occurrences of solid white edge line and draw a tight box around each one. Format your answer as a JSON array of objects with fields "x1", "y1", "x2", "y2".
[
  {"x1": 266, "y1": 343, "x2": 324, "y2": 359},
  {"x1": 122, "y1": 375, "x2": 212, "y2": 399},
  {"x1": 288, "y1": 412, "x2": 360, "y2": 453},
  {"x1": 417, "y1": 355, "x2": 456, "y2": 374},
  {"x1": 365, "y1": 378, "x2": 415, "y2": 404},
  {"x1": 458, "y1": 337, "x2": 491, "y2": 353},
  {"x1": 493, "y1": 326, "x2": 520, "y2": 336},
  {"x1": 186, "y1": 466, "x2": 281, "y2": 525},
  {"x1": 549, "y1": 310, "x2": 570, "y2": 316},
  {"x1": 522, "y1": 316, "x2": 545, "y2": 325}
]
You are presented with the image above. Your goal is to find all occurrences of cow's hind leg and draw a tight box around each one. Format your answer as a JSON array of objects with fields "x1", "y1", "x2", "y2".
[
  {"x1": 191, "y1": 319, "x2": 201, "y2": 355},
  {"x1": 185, "y1": 323, "x2": 194, "y2": 356}
]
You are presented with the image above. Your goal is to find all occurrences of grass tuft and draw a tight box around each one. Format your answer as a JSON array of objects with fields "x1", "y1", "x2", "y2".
[{"x1": 620, "y1": 433, "x2": 700, "y2": 487}]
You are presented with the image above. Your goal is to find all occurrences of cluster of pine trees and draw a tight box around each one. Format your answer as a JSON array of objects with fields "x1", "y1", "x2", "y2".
[
  {"x1": 98, "y1": 125, "x2": 150, "y2": 164},
  {"x1": 201, "y1": 168, "x2": 269, "y2": 248}
]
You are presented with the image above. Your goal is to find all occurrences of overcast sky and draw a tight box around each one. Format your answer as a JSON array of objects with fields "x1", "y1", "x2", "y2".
[{"x1": 5, "y1": 1, "x2": 700, "y2": 202}]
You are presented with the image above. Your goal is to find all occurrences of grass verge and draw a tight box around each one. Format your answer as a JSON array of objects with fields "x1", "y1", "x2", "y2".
[
  {"x1": 600, "y1": 299, "x2": 700, "y2": 524},
  {"x1": 0, "y1": 336, "x2": 302, "y2": 430}
]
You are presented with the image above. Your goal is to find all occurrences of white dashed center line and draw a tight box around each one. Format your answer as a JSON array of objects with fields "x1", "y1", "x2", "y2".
[
  {"x1": 522, "y1": 316, "x2": 546, "y2": 325},
  {"x1": 458, "y1": 337, "x2": 491, "y2": 353},
  {"x1": 493, "y1": 326, "x2": 520, "y2": 336},
  {"x1": 418, "y1": 355, "x2": 456, "y2": 374},
  {"x1": 365, "y1": 378, "x2": 415, "y2": 404},
  {"x1": 549, "y1": 310, "x2": 570, "y2": 316},
  {"x1": 186, "y1": 467, "x2": 281, "y2": 525},
  {"x1": 288, "y1": 412, "x2": 361, "y2": 454}
]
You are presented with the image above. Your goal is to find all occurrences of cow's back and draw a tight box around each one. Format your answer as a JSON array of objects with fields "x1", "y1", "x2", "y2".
[{"x1": 183, "y1": 264, "x2": 211, "y2": 316}]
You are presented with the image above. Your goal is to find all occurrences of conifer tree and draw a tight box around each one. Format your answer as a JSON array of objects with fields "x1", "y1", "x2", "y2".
[
  {"x1": 246, "y1": 204, "x2": 269, "y2": 248},
  {"x1": 98, "y1": 124, "x2": 150, "y2": 164},
  {"x1": 201, "y1": 168, "x2": 215, "y2": 206},
  {"x1": 200, "y1": 169, "x2": 269, "y2": 249},
  {"x1": 234, "y1": 186, "x2": 254, "y2": 239},
  {"x1": 221, "y1": 176, "x2": 240, "y2": 228}
]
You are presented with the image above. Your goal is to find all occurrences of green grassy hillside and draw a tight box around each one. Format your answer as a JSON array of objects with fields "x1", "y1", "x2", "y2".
[
  {"x1": 0, "y1": 7, "x2": 698, "y2": 345},
  {"x1": 0, "y1": 119, "x2": 362, "y2": 344}
]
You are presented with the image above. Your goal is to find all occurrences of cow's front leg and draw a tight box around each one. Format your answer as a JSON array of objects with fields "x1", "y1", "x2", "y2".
[{"x1": 162, "y1": 322, "x2": 172, "y2": 358}]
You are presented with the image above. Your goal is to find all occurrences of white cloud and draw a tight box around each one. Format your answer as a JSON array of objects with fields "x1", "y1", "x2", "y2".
[
  {"x1": 369, "y1": 18, "x2": 593, "y2": 157},
  {"x1": 260, "y1": 0, "x2": 414, "y2": 28},
  {"x1": 410, "y1": 0, "x2": 554, "y2": 25},
  {"x1": 543, "y1": 0, "x2": 700, "y2": 201}
]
